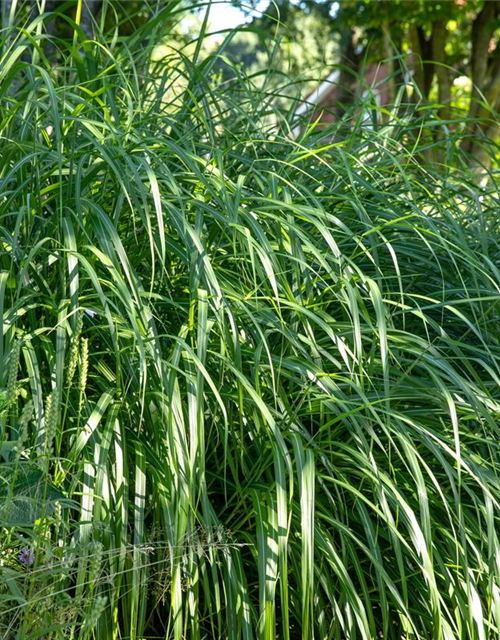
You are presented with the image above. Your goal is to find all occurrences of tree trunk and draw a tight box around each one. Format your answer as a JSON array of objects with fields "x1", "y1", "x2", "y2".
[
  {"x1": 470, "y1": 54, "x2": 500, "y2": 151},
  {"x1": 483, "y1": 54, "x2": 500, "y2": 109},
  {"x1": 409, "y1": 23, "x2": 435, "y2": 105},
  {"x1": 463, "y1": 0, "x2": 500, "y2": 163},
  {"x1": 431, "y1": 20, "x2": 451, "y2": 122},
  {"x1": 468, "y1": 0, "x2": 499, "y2": 123}
]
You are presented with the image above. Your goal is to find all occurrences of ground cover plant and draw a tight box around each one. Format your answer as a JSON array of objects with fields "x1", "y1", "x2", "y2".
[{"x1": 1, "y1": 3, "x2": 500, "y2": 639}]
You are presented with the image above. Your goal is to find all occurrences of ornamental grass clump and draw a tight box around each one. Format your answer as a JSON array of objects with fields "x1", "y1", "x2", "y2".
[{"x1": 0, "y1": 3, "x2": 500, "y2": 639}]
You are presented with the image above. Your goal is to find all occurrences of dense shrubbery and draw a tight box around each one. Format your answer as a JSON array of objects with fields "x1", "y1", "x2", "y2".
[{"x1": 1, "y1": 6, "x2": 500, "y2": 639}]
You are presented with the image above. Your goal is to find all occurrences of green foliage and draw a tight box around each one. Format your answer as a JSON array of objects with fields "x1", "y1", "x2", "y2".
[
  {"x1": 208, "y1": 3, "x2": 338, "y2": 108},
  {"x1": 0, "y1": 464, "x2": 68, "y2": 526},
  {"x1": 0, "y1": 3, "x2": 500, "y2": 639}
]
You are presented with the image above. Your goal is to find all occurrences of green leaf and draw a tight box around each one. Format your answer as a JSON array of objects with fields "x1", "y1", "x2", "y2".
[{"x1": 0, "y1": 463, "x2": 69, "y2": 527}]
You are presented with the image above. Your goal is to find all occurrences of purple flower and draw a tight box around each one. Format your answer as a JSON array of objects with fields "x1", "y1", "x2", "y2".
[
  {"x1": 18, "y1": 547, "x2": 35, "y2": 566},
  {"x1": 85, "y1": 309, "x2": 97, "y2": 318}
]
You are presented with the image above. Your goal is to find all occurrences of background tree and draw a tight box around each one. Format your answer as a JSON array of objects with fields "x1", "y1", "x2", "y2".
[
  {"x1": 211, "y1": 0, "x2": 338, "y2": 106},
  {"x1": 245, "y1": 0, "x2": 500, "y2": 167}
]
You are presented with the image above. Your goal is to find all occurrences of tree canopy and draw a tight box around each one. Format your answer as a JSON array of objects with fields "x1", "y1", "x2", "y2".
[{"x1": 239, "y1": 0, "x2": 500, "y2": 165}]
